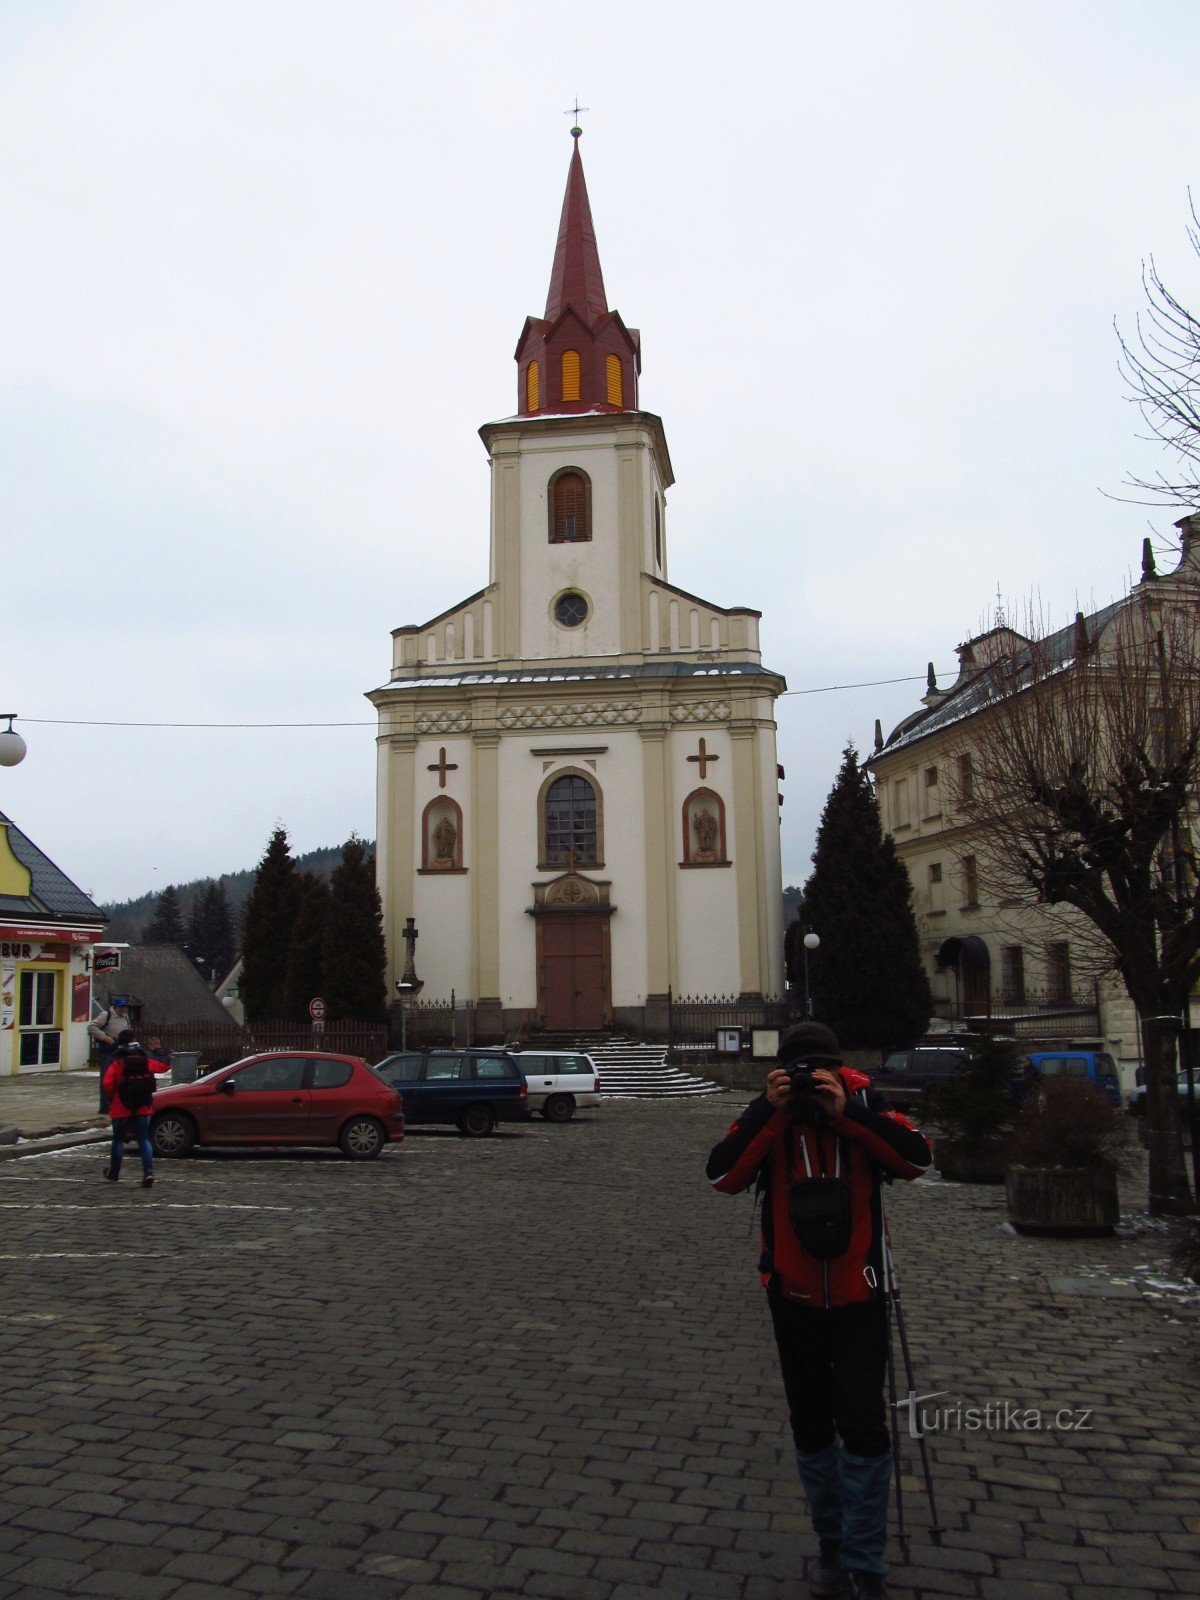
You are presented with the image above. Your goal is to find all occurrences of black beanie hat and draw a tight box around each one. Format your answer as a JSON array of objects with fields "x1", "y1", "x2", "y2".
[{"x1": 777, "y1": 1021, "x2": 842, "y2": 1065}]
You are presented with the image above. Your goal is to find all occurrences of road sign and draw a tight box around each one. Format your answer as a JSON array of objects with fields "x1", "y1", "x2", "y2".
[{"x1": 308, "y1": 997, "x2": 327, "y2": 1021}]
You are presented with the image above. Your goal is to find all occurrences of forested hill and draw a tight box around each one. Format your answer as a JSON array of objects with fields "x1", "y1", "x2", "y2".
[{"x1": 99, "y1": 841, "x2": 375, "y2": 944}]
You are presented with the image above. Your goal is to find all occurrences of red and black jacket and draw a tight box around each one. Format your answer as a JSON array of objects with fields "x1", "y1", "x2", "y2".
[{"x1": 706, "y1": 1068, "x2": 932, "y2": 1308}]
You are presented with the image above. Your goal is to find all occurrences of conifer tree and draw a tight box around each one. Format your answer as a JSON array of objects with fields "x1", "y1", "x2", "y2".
[
  {"x1": 282, "y1": 873, "x2": 331, "y2": 1022},
  {"x1": 185, "y1": 881, "x2": 237, "y2": 980},
  {"x1": 240, "y1": 826, "x2": 299, "y2": 1021},
  {"x1": 787, "y1": 744, "x2": 931, "y2": 1049},
  {"x1": 322, "y1": 838, "x2": 387, "y2": 1022},
  {"x1": 143, "y1": 885, "x2": 185, "y2": 946}
]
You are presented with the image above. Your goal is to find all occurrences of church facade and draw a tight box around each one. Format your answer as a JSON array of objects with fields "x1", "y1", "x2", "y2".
[{"x1": 368, "y1": 134, "x2": 785, "y2": 1038}]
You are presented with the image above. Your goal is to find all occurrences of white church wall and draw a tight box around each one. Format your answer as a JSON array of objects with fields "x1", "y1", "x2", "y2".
[
  {"x1": 496, "y1": 737, "x2": 542, "y2": 1011},
  {"x1": 758, "y1": 725, "x2": 786, "y2": 996},
  {"x1": 600, "y1": 730, "x2": 648, "y2": 1008},
  {"x1": 669, "y1": 725, "x2": 740, "y2": 995},
  {"x1": 413, "y1": 870, "x2": 473, "y2": 1003}
]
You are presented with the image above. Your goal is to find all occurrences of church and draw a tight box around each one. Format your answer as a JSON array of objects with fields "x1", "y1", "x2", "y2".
[{"x1": 368, "y1": 131, "x2": 785, "y2": 1039}]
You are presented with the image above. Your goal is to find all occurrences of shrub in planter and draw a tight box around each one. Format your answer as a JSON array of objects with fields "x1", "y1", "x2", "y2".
[
  {"x1": 919, "y1": 1035, "x2": 1019, "y2": 1183},
  {"x1": 1005, "y1": 1077, "x2": 1134, "y2": 1234}
]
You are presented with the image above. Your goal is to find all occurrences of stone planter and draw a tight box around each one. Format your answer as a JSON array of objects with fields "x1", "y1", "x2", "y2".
[
  {"x1": 1005, "y1": 1165, "x2": 1120, "y2": 1235},
  {"x1": 935, "y1": 1136, "x2": 1011, "y2": 1184}
]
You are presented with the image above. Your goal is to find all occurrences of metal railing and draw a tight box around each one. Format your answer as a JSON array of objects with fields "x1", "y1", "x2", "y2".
[
  {"x1": 142, "y1": 1019, "x2": 391, "y2": 1068},
  {"x1": 665, "y1": 990, "x2": 791, "y2": 1046},
  {"x1": 931, "y1": 984, "x2": 1102, "y2": 1041}
]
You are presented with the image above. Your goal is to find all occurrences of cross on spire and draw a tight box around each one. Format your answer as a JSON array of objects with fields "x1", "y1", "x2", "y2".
[
  {"x1": 564, "y1": 99, "x2": 589, "y2": 136},
  {"x1": 687, "y1": 737, "x2": 720, "y2": 780},
  {"x1": 427, "y1": 747, "x2": 458, "y2": 789}
]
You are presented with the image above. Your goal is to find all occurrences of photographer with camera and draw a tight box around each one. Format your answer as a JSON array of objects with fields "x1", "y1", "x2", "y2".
[{"x1": 707, "y1": 1021, "x2": 932, "y2": 1600}]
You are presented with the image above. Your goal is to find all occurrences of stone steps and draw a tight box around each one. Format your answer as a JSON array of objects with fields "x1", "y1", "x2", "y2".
[{"x1": 522, "y1": 1034, "x2": 724, "y2": 1098}]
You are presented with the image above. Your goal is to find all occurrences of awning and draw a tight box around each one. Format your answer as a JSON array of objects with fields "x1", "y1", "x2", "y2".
[{"x1": 936, "y1": 935, "x2": 991, "y2": 971}]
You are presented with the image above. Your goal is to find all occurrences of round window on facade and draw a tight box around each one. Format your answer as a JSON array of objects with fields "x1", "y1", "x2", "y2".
[{"x1": 554, "y1": 591, "x2": 589, "y2": 628}]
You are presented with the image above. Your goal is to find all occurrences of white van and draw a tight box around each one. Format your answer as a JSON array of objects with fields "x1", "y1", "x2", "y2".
[{"x1": 513, "y1": 1051, "x2": 601, "y2": 1122}]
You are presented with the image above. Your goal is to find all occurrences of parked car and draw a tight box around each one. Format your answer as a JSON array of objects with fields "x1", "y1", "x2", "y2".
[
  {"x1": 1131, "y1": 1069, "x2": 1200, "y2": 1116},
  {"x1": 149, "y1": 1052, "x2": 404, "y2": 1160},
  {"x1": 373, "y1": 1049, "x2": 531, "y2": 1136},
  {"x1": 872, "y1": 1045, "x2": 972, "y2": 1111},
  {"x1": 513, "y1": 1050, "x2": 600, "y2": 1121},
  {"x1": 1025, "y1": 1049, "x2": 1122, "y2": 1107}
]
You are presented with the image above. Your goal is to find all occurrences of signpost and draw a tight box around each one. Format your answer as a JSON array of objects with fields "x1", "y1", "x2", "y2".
[{"x1": 309, "y1": 996, "x2": 326, "y2": 1040}]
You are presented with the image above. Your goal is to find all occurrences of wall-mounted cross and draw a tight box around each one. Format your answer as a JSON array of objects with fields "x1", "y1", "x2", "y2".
[
  {"x1": 687, "y1": 737, "x2": 720, "y2": 780},
  {"x1": 427, "y1": 747, "x2": 458, "y2": 789}
]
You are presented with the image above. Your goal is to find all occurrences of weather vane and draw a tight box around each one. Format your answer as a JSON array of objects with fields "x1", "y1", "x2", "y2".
[{"x1": 565, "y1": 99, "x2": 589, "y2": 138}]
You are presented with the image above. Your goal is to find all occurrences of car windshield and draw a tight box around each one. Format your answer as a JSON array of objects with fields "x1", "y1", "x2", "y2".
[{"x1": 882, "y1": 1053, "x2": 908, "y2": 1072}]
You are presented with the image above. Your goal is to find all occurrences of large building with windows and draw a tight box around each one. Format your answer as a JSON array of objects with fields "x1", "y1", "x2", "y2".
[{"x1": 367, "y1": 133, "x2": 785, "y2": 1038}]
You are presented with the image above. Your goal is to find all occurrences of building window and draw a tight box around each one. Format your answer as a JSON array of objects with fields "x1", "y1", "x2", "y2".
[
  {"x1": 958, "y1": 753, "x2": 974, "y2": 802},
  {"x1": 962, "y1": 854, "x2": 979, "y2": 906},
  {"x1": 1001, "y1": 945, "x2": 1025, "y2": 1003},
  {"x1": 549, "y1": 469, "x2": 591, "y2": 543},
  {"x1": 606, "y1": 353, "x2": 623, "y2": 407},
  {"x1": 928, "y1": 861, "x2": 944, "y2": 913},
  {"x1": 681, "y1": 788, "x2": 728, "y2": 865},
  {"x1": 561, "y1": 349, "x2": 581, "y2": 402},
  {"x1": 892, "y1": 778, "x2": 910, "y2": 828},
  {"x1": 543, "y1": 773, "x2": 600, "y2": 867},
  {"x1": 526, "y1": 360, "x2": 539, "y2": 412},
  {"x1": 553, "y1": 591, "x2": 589, "y2": 628},
  {"x1": 1047, "y1": 942, "x2": 1071, "y2": 1001},
  {"x1": 17, "y1": 969, "x2": 61, "y2": 1067},
  {"x1": 924, "y1": 765, "x2": 940, "y2": 816}
]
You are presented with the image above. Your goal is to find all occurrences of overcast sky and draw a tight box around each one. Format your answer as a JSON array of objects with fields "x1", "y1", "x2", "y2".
[{"x1": 4, "y1": 0, "x2": 1199, "y2": 910}]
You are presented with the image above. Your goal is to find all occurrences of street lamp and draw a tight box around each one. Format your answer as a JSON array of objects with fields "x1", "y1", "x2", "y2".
[
  {"x1": 802, "y1": 930, "x2": 820, "y2": 1019},
  {"x1": 0, "y1": 714, "x2": 26, "y2": 768},
  {"x1": 394, "y1": 916, "x2": 424, "y2": 1051}
]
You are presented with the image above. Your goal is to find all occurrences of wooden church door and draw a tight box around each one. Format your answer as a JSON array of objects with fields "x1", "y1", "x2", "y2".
[{"x1": 539, "y1": 914, "x2": 607, "y2": 1030}]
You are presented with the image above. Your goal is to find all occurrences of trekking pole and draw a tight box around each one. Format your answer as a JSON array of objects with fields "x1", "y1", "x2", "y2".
[
  {"x1": 881, "y1": 1269, "x2": 909, "y2": 1557},
  {"x1": 878, "y1": 1187, "x2": 944, "y2": 1547}
]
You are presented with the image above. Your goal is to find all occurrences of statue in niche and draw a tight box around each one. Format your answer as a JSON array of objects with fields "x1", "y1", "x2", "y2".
[
  {"x1": 693, "y1": 806, "x2": 719, "y2": 861},
  {"x1": 433, "y1": 814, "x2": 457, "y2": 868}
]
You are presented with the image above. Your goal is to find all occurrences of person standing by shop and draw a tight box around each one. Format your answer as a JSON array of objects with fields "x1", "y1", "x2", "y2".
[
  {"x1": 88, "y1": 996, "x2": 132, "y2": 1112},
  {"x1": 707, "y1": 1021, "x2": 933, "y2": 1600},
  {"x1": 101, "y1": 1037, "x2": 169, "y2": 1189}
]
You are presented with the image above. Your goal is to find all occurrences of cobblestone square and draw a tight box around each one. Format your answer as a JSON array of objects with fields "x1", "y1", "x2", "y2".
[{"x1": 0, "y1": 1095, "x2": 1196, "y2": 1598}]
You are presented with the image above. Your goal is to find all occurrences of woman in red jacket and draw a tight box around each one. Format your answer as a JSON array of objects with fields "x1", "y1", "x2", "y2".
[
  {"x1": 102, "y1": 1035, "x2": 170, "y2": 1189},
  {"x1": 708, "y1": 1021, "x2": 932, "y2": 1600}
]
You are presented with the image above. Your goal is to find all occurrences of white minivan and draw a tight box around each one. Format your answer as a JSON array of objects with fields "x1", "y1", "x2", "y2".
[{"x1": 514, "y1": 1051, "x2": 601, "y2": 1122}]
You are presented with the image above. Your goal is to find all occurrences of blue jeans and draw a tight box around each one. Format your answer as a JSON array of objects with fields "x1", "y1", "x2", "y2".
[{"x1": 109, "y1": 1117, "x2": 153, "y2": 1177}]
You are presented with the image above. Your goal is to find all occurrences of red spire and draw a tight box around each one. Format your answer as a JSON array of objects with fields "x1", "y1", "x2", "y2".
[{"x1": 544, "y1": 132, "x2": 608, "y2": 325}]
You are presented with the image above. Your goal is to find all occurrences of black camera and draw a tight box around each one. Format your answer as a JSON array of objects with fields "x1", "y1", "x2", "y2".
[{"x1": 784, "y1": 1063, "x2": 820, "y2": 1098}]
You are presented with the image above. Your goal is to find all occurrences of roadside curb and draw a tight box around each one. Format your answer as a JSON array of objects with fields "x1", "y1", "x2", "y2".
[{"x1": 0, "y1": 1127, "x2": 109, "y2": 1161}]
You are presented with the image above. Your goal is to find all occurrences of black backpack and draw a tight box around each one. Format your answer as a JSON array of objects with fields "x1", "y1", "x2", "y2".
[{"x1": 120, "y1": 1053, "x2": 155, "y2": 1113}]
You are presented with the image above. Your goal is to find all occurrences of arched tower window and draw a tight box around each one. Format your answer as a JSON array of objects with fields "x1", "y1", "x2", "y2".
[
  {"x1": 549, "y1": 468, "x2": 591, "y2": 543},
  {"x1": 561, "y1": 349, "x2": 581, "y2": 402},
  {"x1": 606, "y1": 354, "x2": 623, "y2": 407},
  {"x1": 526, "y1": 360, "x2": 540, "y2": 412},
  {"x1": 541, "y1": 772, "x2": 601, "y2": 867}
]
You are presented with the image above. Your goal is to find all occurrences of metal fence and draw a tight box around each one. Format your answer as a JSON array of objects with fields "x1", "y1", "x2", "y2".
[
  {"x1": 142, "y1": 1019, "x2": 391, "y2": 1068},
  {"x1": 666, "y1": 990, "x2": 792, "y2": 1045},
  {"x1": 932, "y1": 986, "x2": 1102, "y2": 1041}
]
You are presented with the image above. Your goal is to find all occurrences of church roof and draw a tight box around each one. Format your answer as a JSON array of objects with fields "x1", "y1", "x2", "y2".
[
  {"x1": 544, "y1": 131, "x2": 608, "y2": 325},
  {"x1": 374, "y1": 661, "x2": 782, "y2": 694}
]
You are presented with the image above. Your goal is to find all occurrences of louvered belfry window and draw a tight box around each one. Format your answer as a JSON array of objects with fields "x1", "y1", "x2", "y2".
[
  {"x1": 552, "y1": 471, "x2": 590, "y2": 542},
  {"x1": 606, "y1": 354, "x2": 623, "y2": 407},
  {"x1": 545, "y1": 775, "x2": 598, "y2": 866},
  {"x1": 526, "y1": 360, "x2": 540, "y2": 412},
  {"x1": 561, "y1": 349, "x2": 581, "y2": 402}
]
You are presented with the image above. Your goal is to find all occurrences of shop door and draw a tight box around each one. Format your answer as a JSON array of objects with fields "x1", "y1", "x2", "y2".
[
  {"x1": 540, "y1": 916, "x2": 606, "y2": 1031},
  {"x1": 18, "y1": 970, "x2": 61, "y2": 1068}
]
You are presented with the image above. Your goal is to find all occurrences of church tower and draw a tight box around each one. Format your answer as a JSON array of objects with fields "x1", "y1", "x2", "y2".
[{"x1": 368, "y1": 132, "x2": 786, "y2": 1038}]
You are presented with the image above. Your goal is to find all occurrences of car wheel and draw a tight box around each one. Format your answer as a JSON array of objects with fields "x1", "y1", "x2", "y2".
[
  {"x1": 339, "y1": 1116, "x2": 387, "y2": 1160},
  {"x1": 151, "y1": 1112, "x2": 196, "y2": 1158},
  {"x1": 459, "y1": 1104, "x2": 496, "y2": 1137},
  {"x1": 543, "y1": 1095, "x2": 575, "y2": 1123}
]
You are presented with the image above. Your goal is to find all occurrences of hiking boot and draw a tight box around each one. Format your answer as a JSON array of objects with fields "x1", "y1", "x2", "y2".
[
  {"x1": 141, "y1": 1174, "x2": 155, "y2": 1189},
  {"x1": 102, "y1": 1167, "x2": 120, "y2": 1183},
  {"x1": 848, "y1": 1572, "x2": 889, "y2": 1599},
  {"x1": 809, "y1": 1541, "x2": 847, "y2": 1597}
]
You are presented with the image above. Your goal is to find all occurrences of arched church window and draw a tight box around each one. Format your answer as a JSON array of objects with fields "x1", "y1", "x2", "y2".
[
  {"x1": 526, "y1": 360, "x2": 540, "y2": 412},
  {"x1": 681, "y1": 788, "x2": 728, "y2": 866},
  {"x1": 542, "y1": 773, "x2": 600, "y2": 868},
  {"x1": 606, "y1": 354, "x2": 623, "y2": 407},
  {"x1": 561, "y1": 349, "x2": 581, "y2": 402},
  {"x1": 549, "y1": 469, "x2": 591, "y2": 543}
]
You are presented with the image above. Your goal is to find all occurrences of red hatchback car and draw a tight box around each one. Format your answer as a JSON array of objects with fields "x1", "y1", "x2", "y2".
[{"x1": 149, "y1": 1052, "x2": 404, "y2": 1161}]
